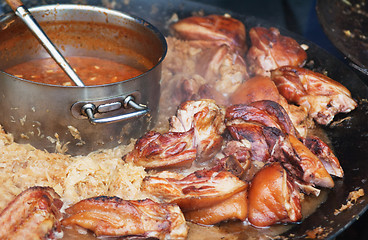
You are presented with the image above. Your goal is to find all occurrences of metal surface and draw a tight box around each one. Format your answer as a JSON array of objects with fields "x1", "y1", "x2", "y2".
[
  {"x1": 81, "y1": 96, "x2": 149, "y2": 124},
  {"x1": 0, "y1": 4, "x2": 167, "y2": 155},
  {"x1": 316, "y1": 0, "x2": 368, "y2": 73},
  {"x1": 0, "y1": 0, "x2": 368, "y2": 239}
]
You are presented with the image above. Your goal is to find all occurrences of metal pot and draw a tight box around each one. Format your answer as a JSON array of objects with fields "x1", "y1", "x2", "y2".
[{"x1": 0, "y1": 4, "x2": 167, "y2": 155}]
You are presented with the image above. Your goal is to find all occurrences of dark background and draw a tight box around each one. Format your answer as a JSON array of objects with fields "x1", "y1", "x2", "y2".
[{"x1": 188, "y1": 0, "x2": 367, "y2": 239}]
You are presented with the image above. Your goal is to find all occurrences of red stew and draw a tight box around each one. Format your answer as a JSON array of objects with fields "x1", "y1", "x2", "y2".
[{"x1": 5, "y1": 56, "x2": 144, "y2": 86}]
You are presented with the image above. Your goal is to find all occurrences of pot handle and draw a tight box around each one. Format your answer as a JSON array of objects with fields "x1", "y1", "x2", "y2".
[{"x1": 81, "y1": 95, "x2": 149, "y2": 125}]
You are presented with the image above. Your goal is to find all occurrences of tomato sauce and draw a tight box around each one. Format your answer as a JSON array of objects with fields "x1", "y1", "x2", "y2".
[{"x1": 5, "y1": 56, "x2": 144, "y2": 86}]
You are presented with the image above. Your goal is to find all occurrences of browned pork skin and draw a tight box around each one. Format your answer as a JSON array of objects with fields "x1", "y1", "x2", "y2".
[
  {"x1": 123, "y1": 129, "x2": 196, "y2": 169},
  {"x1": 171, "y1": 14, "x2": 247, "y2": 55},
  {"x1": 229, "y1": 75, "x2": 289, "y2": 107},
  {"x1": 271, "y1": 66, "x2": 357, "y2": 125},
  {"x1": 184, "y1": 189, "x2": 248, "y2": 225},
  {"x1": 0, "y1": 186, "x2": 63, "y2": 240},
  {"x1": 288, "y1": 135, "x2": 334, "y2": 188},
  {"x1": 229, "y1": 75, "x2": 310, "y2": 137},
  {"x1": 226, "y1": 122, "x2": 271, "y2": 162},
  {"x1": 301, "y1": 135, "x2": 344, "y2": 178},
  {"x1": 62, "y1": 197, "x2": 188, "y2": 239},
  {"x1": 169, "y1": 99, "x2": 225, "y2": 162},
  {"x1": 248, "y1": 162, "x2": 302, "y2": 227},
  {"x1": 246, "y1": 27, "x2": 307, "y2": 76},
  {"x1": 225, "y1": 101, "x2": 336, "y2": 189},
  {"x1": 141, "y1": 169, "x2": 247, "y2": 212},
  {"x1": 225, "y1": 101, "x2": 297, "y2": 164},
  {"x1": 226, "y1": 100, "x2": 298, "y2": 137},
  {"x1": 226, "y1": 104, "x2": 284, "y2": 130}
]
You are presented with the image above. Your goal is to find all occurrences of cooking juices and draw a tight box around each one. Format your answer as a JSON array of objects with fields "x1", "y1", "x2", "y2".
[{"x1": 5, "y1": 56, "x2": 145, "y2": 86}]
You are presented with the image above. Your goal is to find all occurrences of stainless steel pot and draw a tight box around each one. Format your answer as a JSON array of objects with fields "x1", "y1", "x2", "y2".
[{"x1": 0, "y1": 4, "x2": 167, "y2": 155}]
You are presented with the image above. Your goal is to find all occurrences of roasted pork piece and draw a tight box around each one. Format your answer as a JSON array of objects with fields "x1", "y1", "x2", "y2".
[
  {"x1": 246, "y1": 27, "x2": 307, "y2": 76},
  {"x1": 125, "y1": 99, "x2": 225, "y2": 168},
  {"x1": 271, "y1": 66, "x2": 357, "y2": 125},
  {"x1": 0, "y1": 186, "x2": 63, "y2": 240},
  {"x1": 183, "y1": 188, "x2": 248, "y2": 225},
  {"x1": 171, "y1": 14, "x2": 247, "y2": 55},
  {"x1": 225, "y1": 100, "x2": 336, "y2": 189},
  {"x1": 248, "y1": 162, "x2": 302, "y2": 227},
  {"x1": 169, "y1": 99, "x2": 226, "y2": 162},
  {"x1": 288, "y1": 135, "x2": 334, "y2": 188},
  {"x1": 301, "y1": 135, "x2": 344, "y2": 178},
  {"x1": 62, "y1": 197, "x2": 188, "y2": 240},
  {"x1": 123, "y1": 129, "x2": 196, "y2": 169},
  {"x1": 142, "y1": 169, "x2": 248, "y2": 225},
  {"x1": 226, "y1": 100, "x2": 298, "y2": 137},
  {"x1": 142, "y1": 169, "x2": 247, "y2": 211},
  {"x1": 230, "y1": 75, "x2": 289, "y2": 107},
  {"x1": 229, "y1": 75, "x2": 311, "y2": 137}
]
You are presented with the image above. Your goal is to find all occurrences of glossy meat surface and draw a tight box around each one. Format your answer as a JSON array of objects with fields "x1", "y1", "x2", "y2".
[
  {"x1": 170, "y1": 99, "x2": 226, "y2": 162},
  {"x1": 0, "y1": 186, "x2": 63, "y2": 240},
  {"x1": 226, "y1": 100, "x2": 298, "y2": 137},
  {"x1": 123, "y1": 129, "x2": 196, "y2": 169},
  {"x1": 246, "y1": 27, "x2": 307, "y2": 76},
  {"x1": 271, "y1": 66, "x2": 357, "y2": 125},
  {"x1": 184, "y1": 189, "x2": 248, "y2": 225},
  {"x1": 229, "y1": 76, "x2": 310, "y2": 137},
  {"x1": 301, "y1": 135, "x2": 344, "y2": 178},
  {"x1": 230, "y1": 75, "x2": 288, "y2": 106},
  {"x1": 142, "y1": 169, "x2": 247, "y2": 212},
  {"x1": 171, "y1": 14, "x2": 247, "y2": 55},
  {"x1": 62, "y1": 197, "x2": 188, "y2": 239},
  {"x1": 248, "y1": 162, "x2": 302, "y2": 227},
  {"x1": 288, "y1": 135, "x2": 334, "y2": 188}
]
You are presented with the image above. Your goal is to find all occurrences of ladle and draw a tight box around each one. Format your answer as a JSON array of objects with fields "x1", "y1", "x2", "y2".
[{"x1": 5, "y1": 0, "x2": 85, "y2": 87}]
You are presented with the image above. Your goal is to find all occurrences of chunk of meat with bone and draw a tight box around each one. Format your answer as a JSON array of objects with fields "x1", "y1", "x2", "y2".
[
  {"x1": 246, "y1": 27, "x2": 307, "y2": 76},
  {"x1": 124, "y1": 129, "x2": 196, "y2": 169},
  {"x1": 62, "y1": 197, "x2": 188, "y2": 240},
  {"x1": 141, "y1": 169, "x2": 247, "y2": 213},
  {"x1": 301, "y1": 135, "x2": 343, "y2": 178},
  {"x1": 229, "y1": 75, "x2": 310, "y2": 137},
  {"x1": 271, "y1": 66, "x2": 357, "y2": 125},
  {"x1": 248, "y1": 162, "x2": 302, "y2": 227},
  {"x1": 288, "y1": 135, "x2": 334, "y2": 188},
  {"x1": 171, "y1": 14, "x2": 247, "y2": 55},
  {"x1": 170, "y1": 99, "x2": 225, "y2": 162},
  {"x1": 225, "y1": 101, "x2": 336, "y2": 189},
  {"x1": 0, "y1": 186, "x2": 63, "y2": 240}
]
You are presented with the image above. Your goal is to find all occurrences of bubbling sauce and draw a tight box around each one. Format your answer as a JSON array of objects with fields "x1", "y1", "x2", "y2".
[{"x1": 5, "y1": 56, "x2": 144, "y2": 86}]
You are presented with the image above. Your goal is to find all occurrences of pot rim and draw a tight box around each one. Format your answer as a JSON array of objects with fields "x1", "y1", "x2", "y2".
[{"x1": 0, "y1": 4, "x2": 168, "y2": 89}]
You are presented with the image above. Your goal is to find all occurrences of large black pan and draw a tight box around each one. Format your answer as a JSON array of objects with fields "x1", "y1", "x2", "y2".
[
  {"x1": 1, "y1": 0, "x2": 368, "y2": 239},
  {"x1": 316, "y1": 0, "x2": 368, "y2": 76}
]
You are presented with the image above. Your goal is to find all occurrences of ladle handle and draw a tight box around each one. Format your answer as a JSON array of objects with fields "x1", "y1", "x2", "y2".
[
  {"x1": 6, "y1": 0, "x2": 85, "y2": 87},
  {"x1": 6, "y1": 0, "x2": 22, "y2": 11}
]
